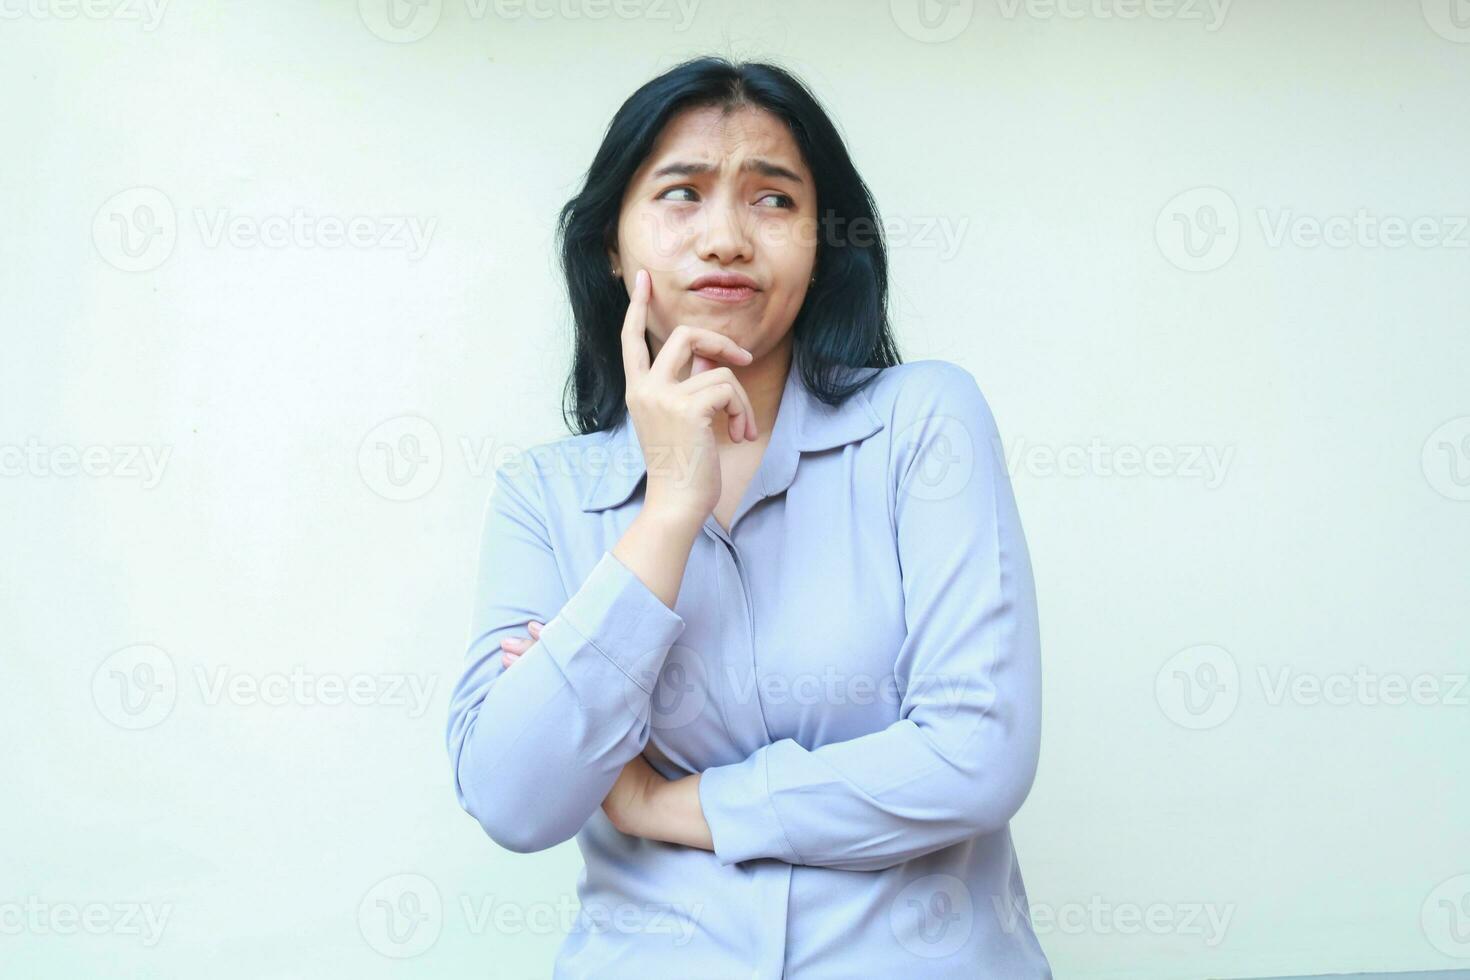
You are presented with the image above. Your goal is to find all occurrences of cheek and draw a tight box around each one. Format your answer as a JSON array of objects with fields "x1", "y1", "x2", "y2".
[
  {"x1": 645, "y1": 289, "x2": 684, "y2": 335},
  {"x1": 766, "y1": 281, "x2": 807, "y2": 313},
  {"x1": 627, "y1": 215, "x2": 692, "y2": 275},
  {"x1": 764, "y1": 285, "x2": 811, "y2": 327}
]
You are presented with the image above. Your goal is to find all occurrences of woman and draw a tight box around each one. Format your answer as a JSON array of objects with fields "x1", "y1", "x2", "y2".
[{"x1": 446, "y1": 56, "x2": 1050, "y2": 978}]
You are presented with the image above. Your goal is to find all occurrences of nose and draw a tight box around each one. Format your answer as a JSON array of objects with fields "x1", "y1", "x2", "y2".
[{"x1": 694, "y1": 190, "x2": 753, "y2": 267}]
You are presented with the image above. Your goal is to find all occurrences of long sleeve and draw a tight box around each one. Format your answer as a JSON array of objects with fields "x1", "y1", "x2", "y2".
[
  {"x1": 445, "y1": 456, "x2": 687, "y2": 853},
  {"x1": 697, "y1": 363, "x2": 1042, "y2": 872}
]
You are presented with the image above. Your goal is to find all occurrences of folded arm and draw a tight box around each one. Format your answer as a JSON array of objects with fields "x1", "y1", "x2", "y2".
[
  {"x1": 697, "y1": 364, "x2": 1043, "y2": 872},
  {"x1": 445, "y1": 457, "x2": 687, "y2": 853}
]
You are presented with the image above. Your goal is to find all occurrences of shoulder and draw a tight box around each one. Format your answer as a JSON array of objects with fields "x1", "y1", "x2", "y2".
[
  {"x1": 857, "y1": 360, "x2": 1008, "y2": 496},
  {"x1": 487, "y1": 428, "x2": 613, "y2": 520},
  {"x1": 859, "y1": 358, "x2": 999, "y2": 434}
]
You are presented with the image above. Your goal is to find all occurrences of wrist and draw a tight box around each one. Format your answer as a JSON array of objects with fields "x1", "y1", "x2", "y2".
[
  {"x1": 634, "y1": 501, "x2": 706, "y2": 539},
  {"x1": 645, "y1": 773, "x2": 714, "y2": 851}
]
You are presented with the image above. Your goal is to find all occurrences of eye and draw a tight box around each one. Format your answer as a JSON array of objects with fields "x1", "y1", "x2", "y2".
[{"x1": 656, "y1": 186, "x2": 795, "y2": 209}]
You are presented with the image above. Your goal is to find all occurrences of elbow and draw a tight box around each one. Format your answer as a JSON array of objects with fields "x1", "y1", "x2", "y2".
[
  {"x1": 479, "y1": 814, "x2": 565, "y2": 855},
  {"x1": 970, "y1": 791, "x2": 1028, "y2": 839},
  {"x1": 970, "y1": 752, "x2": 1040, "y2": 838},
  {"x1": 456, "y1": 780, "x2": 575, "y2": 855},
  {"x1": 450, "y1": 742, "x2": 583, "y2": 854},
  {"x1": 445, "y1": 705, "x2": 598, "y2": 855},
  {"x1": 446, "y1": 699, "x2": 573, "y2": 854},
  {"x1": 448, "y1": 739, "x2": 569, "y2": 855}
]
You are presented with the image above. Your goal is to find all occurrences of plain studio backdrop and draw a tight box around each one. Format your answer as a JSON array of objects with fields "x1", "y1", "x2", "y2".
[{"x1": 2, "y1": 1, "x2": 1467, "y2": 978}]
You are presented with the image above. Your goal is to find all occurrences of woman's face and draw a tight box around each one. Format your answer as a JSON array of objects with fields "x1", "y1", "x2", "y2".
[{"x1": 610, "y1": 104, "x2": 818, "y2": 363}]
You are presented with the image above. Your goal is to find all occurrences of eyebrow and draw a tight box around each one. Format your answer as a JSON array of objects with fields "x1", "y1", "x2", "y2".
[{"x1": 648, "y1": 158, "x2": 806, "y2": 185}]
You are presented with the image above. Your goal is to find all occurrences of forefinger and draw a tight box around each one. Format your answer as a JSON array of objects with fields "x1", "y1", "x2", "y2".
[
  {"x1": 650, "y1": 325, "x2": 752, "y2": 384},
  {"x1": 619, "y1": 269, "x2": 652, "y2": 383}
]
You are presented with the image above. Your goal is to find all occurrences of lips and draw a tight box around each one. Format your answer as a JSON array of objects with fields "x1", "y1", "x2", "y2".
[
  {"x1": 688, "y1": 272, "x2": 760, "y2": 291},
  {"x1": 692, "y1": 285, "x2": 756, "y2": 303},
  {"x1": 688, "y1": 272, "x2": 760, "y2": 305}
]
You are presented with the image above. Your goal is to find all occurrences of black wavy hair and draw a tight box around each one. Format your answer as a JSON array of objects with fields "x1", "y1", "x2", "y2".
[{"x1": 555, "y1": 55, "x2": 903, "y2": 436}]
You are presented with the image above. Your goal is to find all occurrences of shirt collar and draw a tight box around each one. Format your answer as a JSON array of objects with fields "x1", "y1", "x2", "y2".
[{"x1": 579, "y1": 351, "x2": 885, "y2": 513}]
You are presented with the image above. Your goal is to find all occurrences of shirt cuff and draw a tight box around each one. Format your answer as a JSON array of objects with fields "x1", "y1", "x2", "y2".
[
  {"x1": 537, "y1": 550, "x2": 687, "y2": 694},
  {"x1": 698, "y1": 746, "x2": 801, "y2": 866}
]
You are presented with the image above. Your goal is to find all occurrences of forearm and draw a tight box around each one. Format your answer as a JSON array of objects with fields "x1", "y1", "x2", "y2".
[
  {"x1": 612, "y1": 505, "x2": 704, "y2": 611},
  {"x1": 454, "y1": 646, "x2": 649, "y2": 852},
  {"x1": 620, "y1": 771, "x2": 714, "y2": 852},
  {"x1": 449, "y1": 514, "x2": 694, "y2": 852},
  {"x1": 697, "y1": 710, "x2": 1040, "y2": 872}
]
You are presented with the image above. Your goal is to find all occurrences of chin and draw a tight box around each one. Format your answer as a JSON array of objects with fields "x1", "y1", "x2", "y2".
[{"x1": 678, "y1": 313, "x2": 739, "y2": 333}]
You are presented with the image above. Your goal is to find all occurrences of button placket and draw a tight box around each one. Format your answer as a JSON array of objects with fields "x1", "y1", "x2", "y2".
[
  {"x1": 704, "y1": 514, "x2": 792, "y2": 980},
  {"x1": 704, "y1": 519, "x2": 777, "y2": 750}
]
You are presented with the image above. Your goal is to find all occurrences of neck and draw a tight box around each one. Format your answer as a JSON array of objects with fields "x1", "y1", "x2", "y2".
[{"x1": 711, "y1": 337, "x2": 791, "y2": 447}]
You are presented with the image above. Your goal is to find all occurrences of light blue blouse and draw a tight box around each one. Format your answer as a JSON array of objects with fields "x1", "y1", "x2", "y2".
[{"x1": 446, "y1": 353, "x2": 1051, "y2": 978}]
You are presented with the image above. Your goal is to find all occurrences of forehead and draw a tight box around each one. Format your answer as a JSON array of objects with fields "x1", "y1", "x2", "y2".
[{"x1": 637, "y1": 104, "x2": 809, "y2": 177}]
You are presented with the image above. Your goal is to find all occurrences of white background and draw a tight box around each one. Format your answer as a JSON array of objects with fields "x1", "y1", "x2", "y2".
[{"x1": 2, "y1": 1, "x2": 1468, "y2": 977}]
